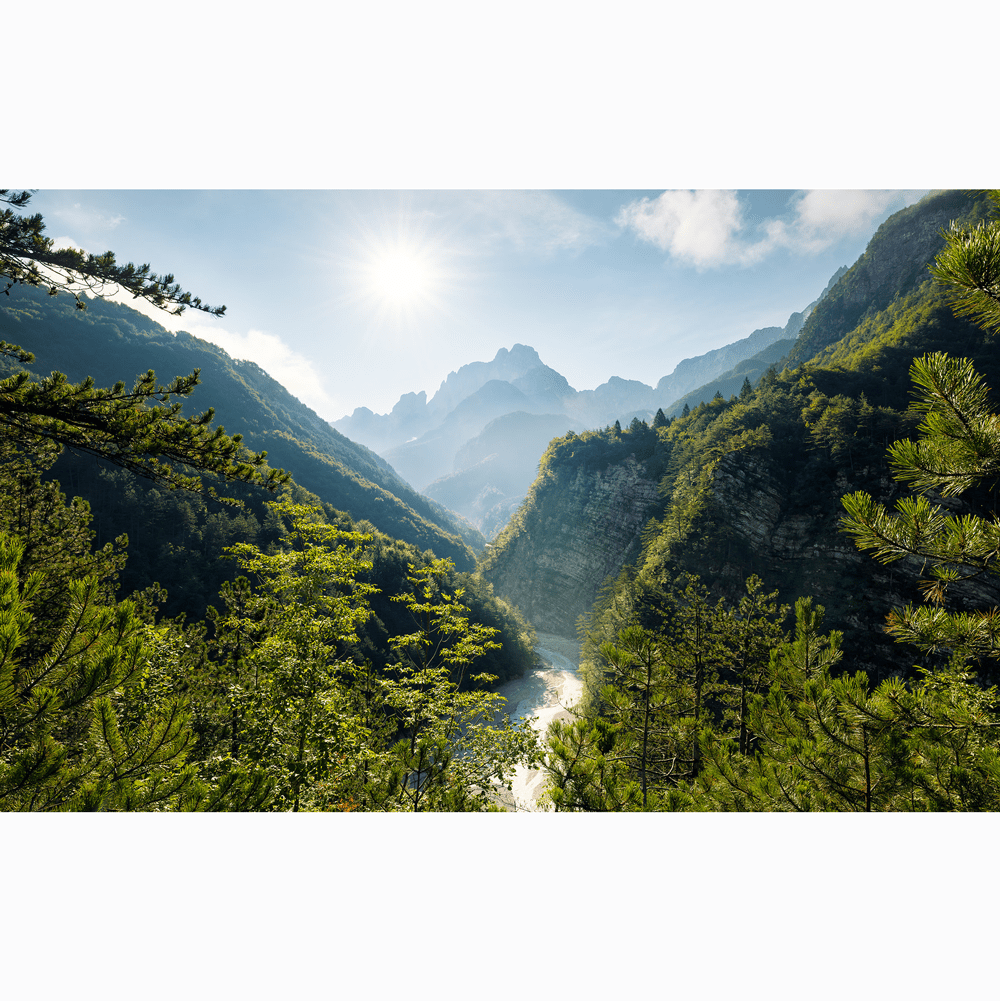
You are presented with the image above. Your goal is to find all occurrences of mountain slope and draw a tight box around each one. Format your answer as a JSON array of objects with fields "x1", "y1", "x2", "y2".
[
  {"x1": 0, "y1": 283, "x2": 482, "y2": 568},
  {"x1": 480, "y1": 190, "x2": 1000, "y2": 679}
]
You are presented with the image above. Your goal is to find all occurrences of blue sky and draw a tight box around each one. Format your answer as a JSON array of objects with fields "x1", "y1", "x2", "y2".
[{"x1": 27, "y1": 188, "x2": 929, "y2": 422}]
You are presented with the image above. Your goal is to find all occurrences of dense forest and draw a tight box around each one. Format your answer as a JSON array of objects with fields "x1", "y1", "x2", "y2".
[
  {"x1": 4, "y1": 187, "x2": 1000, "y2": 811},
  {"x1": 0, "y1": 190, "x2": 538, "y2": 811}
]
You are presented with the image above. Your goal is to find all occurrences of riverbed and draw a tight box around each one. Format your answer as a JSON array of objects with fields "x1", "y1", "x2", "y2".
[{"x1": 493, "y1": 632, "x2": 583, "y2": 811}]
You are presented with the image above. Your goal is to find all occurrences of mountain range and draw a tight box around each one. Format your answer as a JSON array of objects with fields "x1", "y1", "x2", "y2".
[{"x1": 332, "y1": 266, "x2": 848, "y2": 535}]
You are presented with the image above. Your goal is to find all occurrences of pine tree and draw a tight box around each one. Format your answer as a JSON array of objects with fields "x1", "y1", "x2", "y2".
[
  {"x1": 1, "y1": 190, "x2": 223, "y2": 316},
  {"x1": 0, "y1": 190, "x2": 288, "y2": 500},
  {"x1": 840, "y1": 192, "x2": 1000, "y2": 661},
  {"x1": 927, "y1": 189, "x2": 1000, "y2": 334},
  {"x1": 0, "y1": 532, "x2": 197, "y2": 810},
  {"x1": 653, "y1": 407, "x2": 668, "y2": 429}
]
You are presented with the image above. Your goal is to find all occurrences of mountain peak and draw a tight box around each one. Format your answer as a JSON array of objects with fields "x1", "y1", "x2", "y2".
[{"x1": 501, "y1": 343, "x2": 542, "y2": 366}]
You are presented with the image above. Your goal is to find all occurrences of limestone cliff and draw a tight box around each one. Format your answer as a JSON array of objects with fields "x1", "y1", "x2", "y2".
[
  {"x1": 480, "y1": 455, "x2": 662, "y2": 639},
  {"x1": 693, "y1": 446, "x2": 1000, "y2": 679}
]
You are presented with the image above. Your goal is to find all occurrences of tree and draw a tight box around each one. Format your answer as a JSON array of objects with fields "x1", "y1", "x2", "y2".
[
  {"x1": 653, "y1": 407, "x2": 668, "y2": 429},
  {"x1": 212, "y1": 503, "x2": 538, "y2": 811},
  {"x1": 0, "y1": 190, "x2": 288, "y2": 501},
  {"x1": 739, "y1": 376, "x2": 753, "y2": 401},
  {"x1": 718, "y1": 575, "x2": 788, "y2": 756},
  {"x1": 1, "y1": 190, "x2": 224, "y2": 316},
  {"x1": 383, "y1": 558, "x2": 538, "y2": 811},
  {"x1": 841, "y1": 351, "x2": 1000, "y2": 656},
  {"x1": 0, "y1": 531, "x2": 206, "y2": 811},
  {"x1": 212, "y1": 500, "x2": 379, "y2": 811},
  {"x1": 927, "y1": 189, "x2": 1000, "y2": 335}
]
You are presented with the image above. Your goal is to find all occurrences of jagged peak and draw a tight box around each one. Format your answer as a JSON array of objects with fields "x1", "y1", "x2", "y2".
[{"x1": 390, "y1": 390, "x2": 427, "y2": 416}]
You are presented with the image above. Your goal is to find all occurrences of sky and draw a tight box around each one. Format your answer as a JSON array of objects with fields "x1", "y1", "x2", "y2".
[{"x1": 26, "y1": 188, "x2": 929, "y2": 423}]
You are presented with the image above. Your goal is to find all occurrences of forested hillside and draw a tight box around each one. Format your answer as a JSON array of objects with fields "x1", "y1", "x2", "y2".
[
  {"x1": 6, "y1": 186, "x2": 1000, "y2": 812},
  {"x1": 0, "y1": 283, "x2": 483, "y2": 567},
  {"x1": 0, "y1": 189, "x2": 541, "y2": 811},
  {"x1": 483, "y1": 189, "x2": 1000, "y2": 810}
]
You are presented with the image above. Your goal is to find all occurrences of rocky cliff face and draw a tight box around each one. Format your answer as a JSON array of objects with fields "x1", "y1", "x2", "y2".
[
  {"x1": 481, "y1": 457, "x2": 661, "y2": 638},
  {"x1": 697, "y1": 448, "x2": 1000, "y2": 679}
]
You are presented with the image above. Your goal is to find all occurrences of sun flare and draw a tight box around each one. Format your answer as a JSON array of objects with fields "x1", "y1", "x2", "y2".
[
  {"x1": 335, "y1": 204, "x2": 458, "y2": 333},
  {"x1": 367, "y1": 245, "x2": 436, "y2": 305},
  {"x1": 358, "y1": 239, "x2": 443, "y2": 319}
]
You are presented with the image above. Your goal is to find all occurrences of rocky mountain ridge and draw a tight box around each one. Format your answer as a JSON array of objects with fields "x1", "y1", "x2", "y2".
[{"x1": 332, "y1": 277, "x2": 842, "y2": 536}]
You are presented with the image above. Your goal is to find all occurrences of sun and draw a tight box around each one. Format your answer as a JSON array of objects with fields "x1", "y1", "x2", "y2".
[
  {"x1": 331, "y1": 201, "x2": 459, "y2": 333},
  {"x1": 366, "y1": 244, "x2": 437, "y2": 306},
  {"x1": 354, "y1": 236, "x2": 446, "y2": 324}
]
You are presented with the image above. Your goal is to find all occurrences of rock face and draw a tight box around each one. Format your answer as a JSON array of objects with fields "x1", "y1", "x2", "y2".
[
  {"x1": 482, "y1": 457, "x2": 661, "y2": 638},
  {"x1": 698, "y1": 449, "x2": 1000, "y2": 679}
]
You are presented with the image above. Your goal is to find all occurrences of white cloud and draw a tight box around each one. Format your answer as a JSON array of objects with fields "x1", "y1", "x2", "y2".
[
  {"x1": 618, "y1": 189, "x2": 930, "y2": 268},
  {"x1": 180, "y1": 322, "x2": 340, "y2": 420},
  {"x1": 50, "y1": 236, "x2": 85, "y2": 252},
  {"x1": 616, "y1": 190, "x2": 746, "y2": 268}
]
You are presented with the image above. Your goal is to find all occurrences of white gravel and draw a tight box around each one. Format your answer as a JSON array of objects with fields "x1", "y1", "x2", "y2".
[{"x1": 494, "y1": 636, "x2": 583, "y2": 811}]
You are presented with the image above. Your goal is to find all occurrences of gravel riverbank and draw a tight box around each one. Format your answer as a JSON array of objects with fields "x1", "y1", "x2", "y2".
[{"x1": 493, "y1": 633, "x2": 583, "y2": 811}]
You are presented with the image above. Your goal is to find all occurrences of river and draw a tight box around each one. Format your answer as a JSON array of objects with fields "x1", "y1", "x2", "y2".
[{"x1": 493, "y1": 632, "x2": 583, "y2": 811}]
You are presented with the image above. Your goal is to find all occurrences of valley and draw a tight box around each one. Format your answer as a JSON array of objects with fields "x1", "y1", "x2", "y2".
[{"x1": 4, "y1": 187, "x2": 1000, "y2": 812}]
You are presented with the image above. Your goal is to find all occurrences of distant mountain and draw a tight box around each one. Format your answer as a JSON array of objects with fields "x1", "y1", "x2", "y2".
[
  {"x1": 423, "y1": 411, "x2": 587, "y2": 537},
  {"x1": 332, "y1": 273, "x2": 845, "y2": 537},
  {"x1": 662, "y1": 265, "x2": 850, "y2": 417},
  {"x1": 0, "y1": 284, "x2": 483, "y2": 569}
]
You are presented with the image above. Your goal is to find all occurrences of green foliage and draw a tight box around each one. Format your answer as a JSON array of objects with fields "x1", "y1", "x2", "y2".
[
  {"x1": 202, "y1": 502, "x2": 538, "y2": 811},
  {"x1": 842, "y1": 352, "x2": 1000, "y2": 653},
  {"x1": 1, "y1": 190, "x2": 224, "y2": 316},
  {"x1": 545, "y1": 572, "x2": 787, "y2": 810},
  {"x1": 928, "y1": 190, "x2": 1000, "y2": 335},
  {"x1": 0, "y1": 532, "x2": 200, "y2": 810},
  {"x1": 561, "y1": 580, "x2": 1000, "y2": 812}
]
